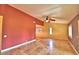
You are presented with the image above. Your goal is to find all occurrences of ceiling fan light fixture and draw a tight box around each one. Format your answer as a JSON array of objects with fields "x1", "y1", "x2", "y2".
[
  {"x1": 45, "y1": 20, "x2": 49, "y2": 22},
  {"x1": 45, "y1": 16, "x2": 49, "y2": 22}
]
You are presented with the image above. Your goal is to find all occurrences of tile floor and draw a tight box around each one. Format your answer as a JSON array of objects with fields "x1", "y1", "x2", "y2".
[{"x1": 1, "y1": 39, "x2": 76, "y2": 55}]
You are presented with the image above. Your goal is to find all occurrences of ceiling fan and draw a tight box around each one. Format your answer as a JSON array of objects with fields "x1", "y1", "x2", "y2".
[
  {"x1": 43, "y1": 15, "x2": 65, "y2": 23},
  {"x1": 45, "y1": 16, "x2": 56, "y2": 23}
]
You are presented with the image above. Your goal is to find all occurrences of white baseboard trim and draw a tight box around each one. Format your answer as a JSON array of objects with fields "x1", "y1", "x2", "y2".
[
  {"x1": 68, "y1": 40, "x2": 79, "y2": 55},
  {"x1": 1, "y1": 39, "x2": 36, "y2": 53}
]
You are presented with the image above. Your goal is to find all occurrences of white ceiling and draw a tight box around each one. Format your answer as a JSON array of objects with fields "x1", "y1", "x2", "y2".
[{"x1": 10, "y1": 4, "x2": 79, "y2": 24}]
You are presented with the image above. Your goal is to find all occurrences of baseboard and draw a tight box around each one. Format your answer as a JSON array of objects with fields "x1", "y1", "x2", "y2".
[
  {"x1": 68, "y1": 40, "x2": 79, "y2": 55},
  {"x1": 1, "y1": 39, "x2": 36, "y2": 53}
]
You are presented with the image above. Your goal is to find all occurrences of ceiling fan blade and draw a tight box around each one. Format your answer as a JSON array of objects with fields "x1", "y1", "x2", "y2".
[
  {"x1": 52, "y1": 17, "x2": 65, "y2": 19},
  {"x1": 41, "y1": 15, "x2": 56, "y2": 22},
  {"x1": 49, "y1": 18, "x2": 56, "y2": 21}
]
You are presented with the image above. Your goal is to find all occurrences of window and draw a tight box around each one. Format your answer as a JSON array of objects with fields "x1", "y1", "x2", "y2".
[
  {"x1": 36, "y1": 25, "x2": 43, "y2": 34},
  {"x1": 69, "y1": 24, "x2": 72, "y2": 39},
  {"x1": 36, "y1": 27, "x2": 43, "y2": 33},
  {"x1": 49, "y1": 27, "x2": 52, "y2": 35}
]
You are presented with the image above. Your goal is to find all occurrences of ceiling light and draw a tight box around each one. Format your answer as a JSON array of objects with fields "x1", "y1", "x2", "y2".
[{"x1": 45, "y1": 20, "x2": 49, "y2": 22}]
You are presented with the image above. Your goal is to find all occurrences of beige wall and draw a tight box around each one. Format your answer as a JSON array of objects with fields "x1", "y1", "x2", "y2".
[
  {"x1": 0, "y1": 16, "x2": 3, "y2": 50},
  {"x1": 36, "y1": 22, "x2": 68, "y2": 40},
  {"x1": 52, "y1": 23, "x2": 68, "y2": 40}
]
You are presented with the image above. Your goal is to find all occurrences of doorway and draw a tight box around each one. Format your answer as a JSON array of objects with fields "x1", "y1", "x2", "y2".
[{"x1": 36, "y1": 24, "x2": 43, "y2": 39}]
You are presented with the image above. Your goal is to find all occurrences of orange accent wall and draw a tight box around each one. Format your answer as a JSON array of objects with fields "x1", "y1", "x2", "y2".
[{"x1": 0, "y1": 4, "x2": 43, "y2": 49}]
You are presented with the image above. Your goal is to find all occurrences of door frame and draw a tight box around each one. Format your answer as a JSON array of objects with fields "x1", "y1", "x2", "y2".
[{"x1": 0, "y1": 16, "x2": 3, "y2": 51}]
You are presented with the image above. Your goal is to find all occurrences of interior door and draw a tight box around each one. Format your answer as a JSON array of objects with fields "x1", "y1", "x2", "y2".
[{"x1": 0, "y1": 16, "x2": 3, "y2": 50}]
